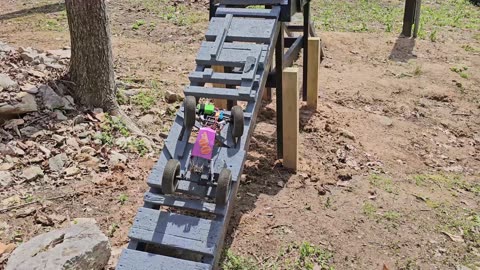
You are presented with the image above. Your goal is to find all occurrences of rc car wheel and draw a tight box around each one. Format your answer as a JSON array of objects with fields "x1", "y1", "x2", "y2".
[
  {"x1": 215, "y1": 168, "x2": 232, "y2": 205},
  {"x1": 231, "y1": 106, "x2": 244, "y2": 139},
  {"x1": 184, "y1": 96, "x2": 196, "y2": 129},
  {"x1": 161, "y1": 159, "x2": 181, "y2": 194}
]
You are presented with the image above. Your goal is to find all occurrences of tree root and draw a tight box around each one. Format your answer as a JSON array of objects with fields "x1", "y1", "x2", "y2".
[{"x1": 109, "y1": 108, "x2": 157, "y2": 149}]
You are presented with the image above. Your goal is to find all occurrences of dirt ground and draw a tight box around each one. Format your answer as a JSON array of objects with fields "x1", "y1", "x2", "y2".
[{"x1": 0, "y1": 0, "x2": 479, "y2": 269}]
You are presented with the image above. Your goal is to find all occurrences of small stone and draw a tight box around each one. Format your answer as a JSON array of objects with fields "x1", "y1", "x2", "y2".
[
  {"x1": 37, "y1": 144, "x2": 51, "y2": 157},
  {"x1": 20, "y1": 126, "x2": 40, "y2": 137},
  {"x1": 34, "y1": 212, "x2": 54, "y2": 226},
  {"x1": 64, "y1": 166, "x2": 80, "y2": 177},
  {"x1": 80, "y1": 146, "x2": 96, "y2": 156},
  {"x1": 66, "y1": 137, "x2": 79, "y2": 149},
  {"x1": 0, "y1": 74, "x2": 18, "y2": 90},
  {"x1": 138, "y1": 114, "x2": 155, "y2": 126},
  {"x1": 277, "y1": 181, "x2": 285, "y2": 187},
  {"x1": 376, "y1": 115, "x2": 393, "y2": 127},
  {"x1": 339, "y1": 128, "x2": 356, "y2": 141},
  {"x1": 20, "y1": 51, "x2": 37, "y2": 62},
  {"x1": 0, "y1": 163, "x2": 14, "y2": 171},
  {"x1": 52, "y1": 134, "x2": 65, "y2": 143},
  {"x1": 443, "y1": 165, "x2": 463, "y2": 173},
  {"x1": 54, "y1": 110, "x2": 68, "y2": 120},
  {"x1": 108, "y1": 151, "x2": 127, "y2": 166},
  {"x1": 20, "y1": 84, "x2": 38, "y2": 94},
  {"x1": 165, "y1": 90, "x2": 183, "y2": 103},
  {"x1": 0, "y1": 171, "x2": 13, "y2": 187},
  {"x1": 48, "y1": 153, "x2": 67, "y2": 172},
  {"x1": 12, "y1": 146, "x2": 25, "y2": 156},
  {"x1": 21, "y1": 166, "x2": 44, "y2": 181}
]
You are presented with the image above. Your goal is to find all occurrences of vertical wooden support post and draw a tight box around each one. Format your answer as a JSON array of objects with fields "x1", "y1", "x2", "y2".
[
  {"x1": 282, "y1": 67, "x2": 299, "y2": 170},
  {"x1": 306, "y1": 37, "x2": 320, "y2": 110},
  {"x1": 402, "y1": 0, "x2": 416, "y2": 37},
  {"x1": 212, "y1": 65, "x2": 227, "y2": 109},
  {"x1": 276, "y1": 23, "x2": 284, "y2": 159},
  {"x1": 302, "y1": 0, "x2": 310, "y2": 101}
]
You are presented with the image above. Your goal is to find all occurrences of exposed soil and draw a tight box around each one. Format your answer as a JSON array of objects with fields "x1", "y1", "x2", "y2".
[{"x1": 1, "y1": 0, "x2": 479, "y2": 269}]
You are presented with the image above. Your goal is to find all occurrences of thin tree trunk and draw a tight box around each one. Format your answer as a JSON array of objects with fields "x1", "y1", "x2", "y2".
[{"x1": 65, "y1": 0, "x2": 117, "y2": 112}]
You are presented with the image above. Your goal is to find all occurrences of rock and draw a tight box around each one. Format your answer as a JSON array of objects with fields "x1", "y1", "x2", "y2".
[
  {"x1": 376, "y1": 115, "x2": 393, "y2": 127},
  {"x1": 20, "y1": 50, "x2": 38, "y2": 62},
  {"x1": 66, "y1": 137, "x2": 79, "y2": 149},
  {"x1": 12, "y1": 146, "x2": 25, "y2": 156},
  {"x1": 0, "y1": 42, "x2": 14, "y2": 53},
  {"x1": 34, "y1": 64, "x2": 46, "y2": 72},
  {"x1": 37, "y1": 144, "x2": 51, "y2": 157},
  {"x1": 20, "y1": 126, "x2": 40, "y2": 137},
  {"x1": 115, "y1": 137, "x2": 132, "y2": 147},
  {"x1": 80, "y1": 146, "x2": 96, "y2": 156},
  {"x1": 20, "y1": 84, "x2": 38, "y2": 94},
  {"x1": 0, "y1": 92, "x2": 37, "y2": 115},
  {"x1": 48, "y1": 153, "x2": 67, "y2": 172},
  {"x1": 64, "y1": 166, "x2": 80, "y2": 177},
  {"x1": 39, "y1": 85, "x2": 66, "y2": 110},
  {"x1": 0, "y1": 171, "x2": 13, "y2": 187},
  {"x1": 0, "y1": 74, "x2": 18, "y2": 90},
  {"x1": 108, "y1": 151, "x2": 127, "y2": 166},
  {"x1": 138, "y1": 114, "x2": 155, "y2": 126},
  {"x1": 34, "y1": 212, "x2": 54, "y2": 226},
  {"x1": 339, "y1": 128, "x2": 356, "y2": 141},
  {"x1": 6, "y1": 218, "x2": 110, "y2": 270},
  {"x1": 0, "y1": 163, "x2": 14, "y2": 171},
  {"x1": 21, "y1": 166, "x2": 44, "y2": 181},
  {"x1": 46, "y1": 49, "x2": 71, "y2": 59},
  {"x1": 277, "y1": 180, "x2": 285, "y2": 187},
  {"x1": 52, "y1": 134, "x2": 65, "y2": 143},
  {"x1": 443, "y1": 165, "x2": 463, "y2": 173},
  {"x1": 165, "y1": 90, "x2": 183, "y2": 103}
]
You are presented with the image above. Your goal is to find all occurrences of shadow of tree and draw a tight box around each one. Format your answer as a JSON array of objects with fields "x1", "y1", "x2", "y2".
[{"x1": 0, "y1": 2, "x2": 65, "y2": 21}]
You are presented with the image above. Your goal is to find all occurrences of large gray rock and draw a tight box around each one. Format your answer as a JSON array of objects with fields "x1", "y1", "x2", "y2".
[
  {"x1": 0, "y1": 92, "x2": 37, "y2": 115},
  {"x1": 39, "y1": 84, "x2": 69, "y2": 110},
  {"x1": 0, "y1": 42, "x2": 14, "y2": 53},
  {"x1": 0, "y1": 73, "x2": 18, "y2": 90},
  {"x1": 0, "y1": 171, "x2": 13, "y2": 187},
  {"x1": 6, "y1": 219, "x2": 111, "y2": 270},
  {"x1": 48, "y1": 153, "x2": 68, "y2": 172}
]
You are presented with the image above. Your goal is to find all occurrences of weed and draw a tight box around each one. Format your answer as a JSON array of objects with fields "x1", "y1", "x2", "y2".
[
  {"x1": 116, "y1": 88, "x2": 128, "y2": 105},
  {"x1": 383, "y1": 211, "x2": 401, "y2": 222},
  {"x1": 459, "y1": 72, "x2": 469, "y2": 79},
  {"x1": 296, "y1": 242, "x2": 334, "y2": 270},
  {"x1": 450, "y1": 66, "x2": 470, "y2": 79},
  {"x1": 362, "y1": 202, "x2": 377, "y2": 218},
  {"x1": 132, "y1": 19, "x2": 146, "y2": 30},
  {"x1": 413, "y1": 65, "x2": 423, "y2": 76},
  {"x1": 429, "y1": 29, "x2": 438, "y2": 42},
  {"x1": 128, "y1": 138, "x2": 149, "y2": 156},
  {"x1": 462, "y1": 44, "x2": 480, "y2": 53},
  {"x1": 369, "y1": 174, "x2": 397, "y2": 194},
  {"x1": 108, "y1": 223, "x2": 119, "y2": 237},
  {"x1": 118, "y1": 194, "x2": 128, "y2": 205},
  {"x1": 132, "y1": 91, "x2": 158, "y2": 111},
  {"x1": 324, "y1": 197, "x2": 332, "y2": 209},
  {"x1": 97, "y1": 114, "x2": 131, "y2": 145},
  {"x1": 411, "y1": 174, "x2": 479, "y2": 195},
  {"x1": 222, "y1": 250, "x2": 257, "y2": 270}
]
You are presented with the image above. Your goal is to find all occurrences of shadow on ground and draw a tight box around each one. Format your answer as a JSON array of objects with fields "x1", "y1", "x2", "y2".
[{"x1": 0, "y1": 2, "x2": 65, "y2": 21}]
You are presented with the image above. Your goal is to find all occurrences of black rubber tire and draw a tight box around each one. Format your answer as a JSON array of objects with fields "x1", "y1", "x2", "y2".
[
  {"x1": 161, "y1": 159, "x2": 180, "y2": 194},
  {"x1": 231, "y1": 106, "x2": 244, "y2": 139},
  {"x1": 215, "y1": 168, "x2": 232, "y2": 205},
  {"x1": 184, "y1": 96, "x2": 196, "y2": 128}
]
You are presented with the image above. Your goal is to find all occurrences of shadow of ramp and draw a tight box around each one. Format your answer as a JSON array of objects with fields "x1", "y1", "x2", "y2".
[
  {"x1": 389, "y1": 36, "x2": 416, "y2": 62},
  {"x1": 0, "y1": 2, "x2": 65, "y2": 21}
]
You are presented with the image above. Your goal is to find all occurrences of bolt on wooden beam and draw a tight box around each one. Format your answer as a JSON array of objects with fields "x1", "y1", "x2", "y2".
[
  {"x1": 307, "y1": 37, "x2": 320, "y2": 110},
  {"x1": 282, "y1": 67, "x2": 299, "y2": 170}
]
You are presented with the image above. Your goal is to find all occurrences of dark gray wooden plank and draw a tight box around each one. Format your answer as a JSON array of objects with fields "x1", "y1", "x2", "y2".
[
  {"x1": 215, "y1": 6, "x2": 280, "y2": 18},
  {"x1": 184, "y1": 86, "x2": 255, "y2": 101},
  {"x1": 144, "y1": 191, "x2": 226, "y2": 216},
  {"x1": 189, "y1": 71, "x2": 248, "y2": 85},
  {"x1": 219, "y1": 0, "x2": 287, "y2": 6},
  {"x1": 206, "y1": 17, "x2": 276, "y2": 43},
  {"x1": 196, "y1": 42, "x2": 268, "y2": 68},
  {"x1": 117, "y1": 249, "x2": 212, "y2": 270},
  {"x1": 129, "y1": 208, "x2": 222, "y2": 256}
]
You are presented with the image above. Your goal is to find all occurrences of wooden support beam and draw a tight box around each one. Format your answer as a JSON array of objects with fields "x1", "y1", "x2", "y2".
[
  {"x1": 282, "y1": 67, "x2": 299, "y2": 170},
  {"x1": 212, "y1": 65, "x2": 227, "y2": 108},
  {"x1": 306, "y1": 37, "x2": 320, "y2": 110}
]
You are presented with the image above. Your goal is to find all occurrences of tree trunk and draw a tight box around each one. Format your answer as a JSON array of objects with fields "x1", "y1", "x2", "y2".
[{"x1": 65, "y1": 0, "x2": 117, "y2": 112}]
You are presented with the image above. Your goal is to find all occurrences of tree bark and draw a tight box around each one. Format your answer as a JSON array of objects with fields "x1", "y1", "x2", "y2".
[{"x1": 65, "y1": 0, "x2": 117, "y2": 111}]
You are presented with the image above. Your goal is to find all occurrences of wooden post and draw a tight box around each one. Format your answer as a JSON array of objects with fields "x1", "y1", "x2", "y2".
[
  {"x1": 212, "y1": 65, "x2": 227, "y2": 109},
  {"x1": 282, "y1": 67, "x2": 299, "y2": 170},
  {"x1": 307, "y1": 37, "x2": 320, "y2": 110}
]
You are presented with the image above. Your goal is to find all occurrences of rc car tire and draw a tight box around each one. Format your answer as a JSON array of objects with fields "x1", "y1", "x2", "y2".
[
  {"x1": 162, "y1": 159, "x2": 181, "y2": 194},
  {"x1": 231, "y1": 106, "x2": 244, "y2": 139},
  {"x1": 216, "y1": 168, "x2": 232, "y2": 205},
  {"x1": 184, "y1": 96, "x2": 196, "y2": 128}
]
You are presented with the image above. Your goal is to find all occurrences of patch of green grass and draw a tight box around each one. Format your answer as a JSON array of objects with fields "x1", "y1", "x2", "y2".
[
  {"x1": 462, "y1": 44, "x2": 480, "y2": 53},
  {"x1": 383, "y1": 211, "x2": 401, "y2": 222},
  {"x1": 132, "y1": 19, "x2": 146, "y2": 30},
  {"x1": 450, "y1": 66, "x2": 470, "y2": 79},
  {"x1": 433, "y1": 203, "x2": 480, "y2": 246},
  {"x1": 97, "y1": 114, "x2": 131, "y2": 145},
  {"x1": 118, "y1": 194, "x2": 128, "y2": 205},
  {"x1": 369, "y1": 174, "x2": 397, "y2": 194},
  {"x1": 132, "y1": 91, "x2": 158, "y2": 111},
  {"x1": 411, "y1": 174, "x2": 480, "y2": 195},
  {"x1": 108, "y1": 223, "x2": 119, "y2": 237},
  {"x1": 413, "y1": 65, "x2": 423, "y2": 76},
  {"x1": 128, "y1": 138, "x2": 149, "y2": 156},
  {"x1": 131, "y1": 0, "x2": 206, "y2": 26},
  {"x1": 312, "y1": 0, "x2": 480, "y2": 38},
  {"x1": 296, "y1": 242, "x2": 334, "y2": 270},
  {"x1": 362, "y1": 202, "x2": 377, "y2": 218},
  {"x1": 222, "y1": 250, "x2": 257, "y2": 270}
]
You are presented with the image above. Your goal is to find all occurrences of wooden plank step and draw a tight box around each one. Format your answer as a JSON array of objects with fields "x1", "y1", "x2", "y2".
[
  {"x1": 189, "y1": 70, "x2": 250, "y2": 85},
  {"x1": 117, "y1": 249, "x2": 212, "y2": 270},
  {"x1": 184, "y1": 86, "x2": 254, "y2": 101},
  {"x1": 206, "y1": 17, "x2": 276, "y2": 44},
  {"x1": 196, "y1": 42, "x2": 268, "y2": 68},
  {"x1": 218, "y1": 0, "x2": 286, "y2": 6},
  {"x1": 144, "y1": 191, "x2": 226, "y2": 216},
  {"x1": 129, "y1": 208, "x2": 222, "y2": 256},
  {"x1": 215, "y1": 7, "x2": 280, "y2": 18}
]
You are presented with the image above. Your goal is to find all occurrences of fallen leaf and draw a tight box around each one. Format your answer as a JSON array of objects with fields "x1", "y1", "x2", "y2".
[
  {"x1": 383, "y1": 264, "x2": 390, "y2": 270},
  {"x1": 0, "y1": 242, "x2": 16, "y2": 255}
]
